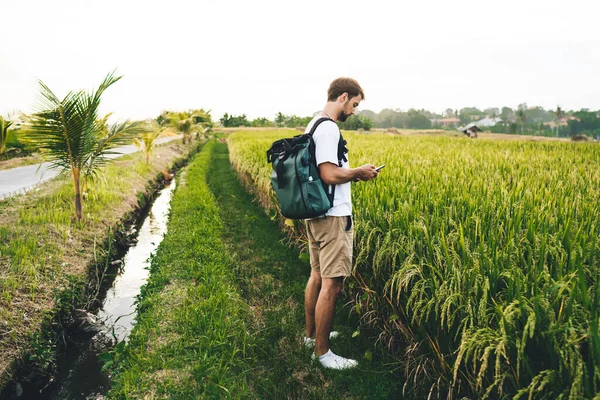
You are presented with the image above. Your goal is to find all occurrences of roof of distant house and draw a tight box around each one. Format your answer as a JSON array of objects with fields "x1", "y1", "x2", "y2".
[
  {"x1": 458, "y1": 123, "x2": 483, "y2": 133},
  {"x1": 474, "y1": 117, "x2": 503, "y2": 127},
  {"x1": 438, "y1": 117, "x2": 461, "y2": 123}
]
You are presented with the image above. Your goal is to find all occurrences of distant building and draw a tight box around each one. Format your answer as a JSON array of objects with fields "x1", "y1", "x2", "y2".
[
  {"x1": 474, "y1": 117, "x2": 502, "y2": 127},
  {"x1": 458, "y1": 123, "x2": 482, "y2": 138},
  {"x1": 544, "y1": 116, "x2": 579, "y2": 129},
  {"x1": 456, "y1": 118, "x2": 501, "y2": 137},
  {"x1": 436, "y1": 117, "x2": 461, "y2": 128}
]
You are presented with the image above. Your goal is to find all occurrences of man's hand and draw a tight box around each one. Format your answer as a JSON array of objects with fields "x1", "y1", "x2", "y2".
[
  {"x1": 355, "y1": 164, "x2": 379, "y2": 181},
  {"x1": 319, "y1": 162, "x2": 379, "y2": 185}
]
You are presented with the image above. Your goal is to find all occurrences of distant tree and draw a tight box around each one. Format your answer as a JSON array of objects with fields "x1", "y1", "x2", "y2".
[
  {"x1": 155, "y1": 112, "x2": 170, "y2": 127},
  {"x1": 284, "y1": 115, "x2": 312, "y2": 128},
  {"x1": 484, "y1": 107, "x2": 500, "y2": 118},
  {"x1": 488, "y1": 123, "x2": 507, "y2": 134},
  {"x1": 378, "y1": 109, "x2": 408, "y2": 128},
  {"x1": 250, "y1": 117, "x2": 275, "y2": 127},
  {"x1": 275, "y1": 112, "x2": 287, "y2": 127},
  {"x1": 568, "y1": 110, "x2": 600, "y2": 136},
  {"x1": 178, "y1": 118, "x2": 193, "y2": 144},
  {"x1": 189, "y1": 109, "x2": 212, "y2": 126},
  {"x1": 338, "y1": 115, "x2": 373, "y2": 131},
  {"x1": 555, "y1": 106, "x2": 564, "y2": 137},
  {"x1": 159, "y1": 110, "x2": 212, "y2": 143},
  {"x1": 357, "y1": 110, "x2": 380, "y2": 125},
  {"x1": 406, "y1": 109, "x2": 432, "y2": 129},
  {"x1": 516, "y1": 109, "x2": 527, "y2": 134},
  {"x1": 459, "y1": 107, "x2": 484, "y2": 124},
  {"x1": 500, "y1": 107, "x2": 513, "y2": 121},
  {"x1": 378, "y1": 109, "x2": 393, "y2": 128},
  {"x1": 525, "y1": 106, "x2": 552, "y2": 124},
  {"x1": 168, "y1": 113, "x2": 199, "y2": 144},
  {"x1": 220, "y1": 113, "x2": 249, "y2": 127}
]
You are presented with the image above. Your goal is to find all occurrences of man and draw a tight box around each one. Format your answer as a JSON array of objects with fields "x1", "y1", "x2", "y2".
[{"x1": 303, "y1": 78, "x2": 378, "y2": 369}]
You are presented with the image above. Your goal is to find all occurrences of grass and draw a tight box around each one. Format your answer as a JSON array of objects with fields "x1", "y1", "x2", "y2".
[{"x1": 0, "y1": 139, "x2": 202, "y2": 391}]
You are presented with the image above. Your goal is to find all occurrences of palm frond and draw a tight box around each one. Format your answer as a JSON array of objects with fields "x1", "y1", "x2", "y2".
[
  {"x1": 83, "y1": 119, "x2": 150, "y2": 183},
  {"x1": 23, "y1": 84, "x2": 87, "y2": 172}
]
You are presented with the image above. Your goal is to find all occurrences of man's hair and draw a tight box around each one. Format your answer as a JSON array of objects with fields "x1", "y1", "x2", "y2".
[{"x1": 327, "y1": 77, "x2": 365, "y2": 102}]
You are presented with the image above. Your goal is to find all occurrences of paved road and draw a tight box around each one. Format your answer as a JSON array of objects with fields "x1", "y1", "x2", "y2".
[{"x1": 0, "y1": 135, "x2": 182, "y2": 199}]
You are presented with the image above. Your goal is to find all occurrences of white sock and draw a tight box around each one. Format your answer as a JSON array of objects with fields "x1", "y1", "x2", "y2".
[{"x1": 303, "y1": 331, "x2": 339, "y2": 347}]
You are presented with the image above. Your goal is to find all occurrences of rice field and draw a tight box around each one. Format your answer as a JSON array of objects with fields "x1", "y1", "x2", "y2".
[{"x1": 228, "y1": 130, "x2": 600, "y2": 399}]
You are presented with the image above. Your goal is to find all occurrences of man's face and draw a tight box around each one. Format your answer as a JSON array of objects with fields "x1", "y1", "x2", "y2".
[{"x1": 338, "y1": 94, "x2": 362, "y2": 122}]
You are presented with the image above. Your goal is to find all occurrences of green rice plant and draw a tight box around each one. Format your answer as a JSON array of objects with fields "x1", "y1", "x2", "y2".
[{"x1": 228, "y1": 130, "x2": 600, "y2": 398}]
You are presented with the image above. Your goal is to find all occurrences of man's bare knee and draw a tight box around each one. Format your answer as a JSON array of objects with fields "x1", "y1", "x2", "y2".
[
  {"x1": 309, "y1": 271, "x2": 322, "y2": 287},
  {"x1": 321, "y1": 276, "x2": 343, "y2": 296}
]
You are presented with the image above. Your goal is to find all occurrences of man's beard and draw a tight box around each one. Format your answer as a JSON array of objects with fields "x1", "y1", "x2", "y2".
[{"x1": 338, "y1": 110, "x2": 349, "y2": 122}]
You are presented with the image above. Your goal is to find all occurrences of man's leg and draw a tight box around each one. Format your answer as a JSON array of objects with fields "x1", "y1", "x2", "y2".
[
  {"x1": 305, "y1": 270, "x2": 322, "y2": 338},
  {"x1": 314, "y1": 276, "x2": 343, "y2": 357}
]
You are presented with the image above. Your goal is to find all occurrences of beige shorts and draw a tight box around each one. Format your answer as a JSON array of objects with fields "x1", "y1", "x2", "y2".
[{"x1": 306, "y1": 215, "x2": 354, "y2": 278}]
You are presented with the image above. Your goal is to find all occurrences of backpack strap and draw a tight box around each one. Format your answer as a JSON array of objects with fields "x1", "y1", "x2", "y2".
[
  {"x1": 337, "y1": 132, "x2": 348, "y2": 165},
  {"x1": 306, "y1": 117, "x2": 333, "y2": 137},
  {"x1": 308, "y1": 117, "x2": 349, "y2": 209}
]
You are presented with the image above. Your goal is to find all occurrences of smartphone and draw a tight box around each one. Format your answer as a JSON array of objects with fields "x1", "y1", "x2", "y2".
[{"x1": 375, "y1": 164, "x2": 386, "y2": 172}]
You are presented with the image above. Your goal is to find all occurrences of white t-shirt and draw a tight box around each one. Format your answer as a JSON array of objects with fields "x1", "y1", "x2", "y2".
[{"x1": 305, "y1": 116, "x2": 352, "y2": 217}]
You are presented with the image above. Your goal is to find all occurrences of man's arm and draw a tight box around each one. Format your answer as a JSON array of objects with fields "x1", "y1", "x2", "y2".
[{"x1": 319, "y1": 162, "x2": 379, "y2": 185}]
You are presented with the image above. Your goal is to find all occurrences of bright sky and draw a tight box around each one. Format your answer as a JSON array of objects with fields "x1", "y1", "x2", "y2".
[{"x1": 1, "y1": 0, "x2": 599, "y2": 122}]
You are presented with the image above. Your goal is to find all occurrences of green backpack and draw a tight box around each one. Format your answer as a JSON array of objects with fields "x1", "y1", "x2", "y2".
[{"x1": 266, "y1": 118, "x2": 348, "y2": 219}]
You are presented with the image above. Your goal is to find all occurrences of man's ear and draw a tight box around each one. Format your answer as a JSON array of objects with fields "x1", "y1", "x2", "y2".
[{"x1": 339, "y1": 92, "x2": 348, "y2": 103}]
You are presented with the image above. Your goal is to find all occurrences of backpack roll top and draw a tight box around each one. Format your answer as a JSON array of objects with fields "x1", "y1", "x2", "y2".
[{"x1": 266, "y1": 118, "x2": 336, "y2": 219}]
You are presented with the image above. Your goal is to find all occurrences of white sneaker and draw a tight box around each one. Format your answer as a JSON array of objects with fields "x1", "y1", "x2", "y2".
[
  {"x1": 311, "y1": 349, "x2": 358, "y2": 370},
  {"x1": 303, "y1": 331, "x2": 339, "y2": 348}
]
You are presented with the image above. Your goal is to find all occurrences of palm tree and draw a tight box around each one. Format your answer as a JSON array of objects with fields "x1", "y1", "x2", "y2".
[
  {"x1": 555, "y1": 106, "x2": 564, "y2": 137},
  {"x1": 275, "y1": 112, "x2": 286, "y2": 127},
  {"x1": 194, "y1": 125, "x2": 209, "y2": 140},
  {"x1": 0, "y1": 115, "x2": 13, "y2": 154},
  {"x1": 179, "y1": 118, "x2": 193, "y2": 144},
  {"x1": 134, "y1": 130, "x2": 160, "y2": 163},
  {"x1": 23, "y1": 72, "x2": 146, "y2": 221},
  {"x1": 167, "y1": 111, "x2": 208, "y2": 144},
  {"x1": 133, "y1": 120, "x2": 177, "y2": 163}
]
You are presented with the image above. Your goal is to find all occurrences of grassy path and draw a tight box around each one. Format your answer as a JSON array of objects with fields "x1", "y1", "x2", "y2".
[
  {"x1": 108, "y1": 141, "x2": 253, "y2": 398},
  {"x1": 109, "y1": 141, "x2": 401, "y2": 399},
  {"x1": 207, "y1": 141, "x2": 400, "y2": 399}
]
